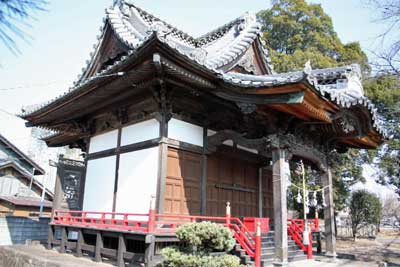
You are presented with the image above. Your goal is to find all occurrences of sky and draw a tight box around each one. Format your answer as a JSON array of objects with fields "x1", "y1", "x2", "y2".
[{"x1": 0, "y1": 0, "x2": 395, "y2": 197}]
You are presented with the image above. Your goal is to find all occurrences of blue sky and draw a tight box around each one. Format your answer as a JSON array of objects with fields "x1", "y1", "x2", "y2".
[
  {"x1": 0, "y1": 0, "x2": 387, "y2": 149},
  {"x1": 1, "y1": 0, "x2": 396, "y2": 198}
]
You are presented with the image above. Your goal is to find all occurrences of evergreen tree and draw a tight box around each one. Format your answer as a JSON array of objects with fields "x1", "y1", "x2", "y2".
[
  {"x1": 258, "y1": 0, "x2": 370, "y2": 73},
  {"x1": 363, "y1": 75, "x2": 400, "y2": 196},
  {"x1": 349, "y1": 190, "x2": 382, "y2": 240},
  {"x1": 258, "y1": 0, "x2": 368, "y2": 211}
]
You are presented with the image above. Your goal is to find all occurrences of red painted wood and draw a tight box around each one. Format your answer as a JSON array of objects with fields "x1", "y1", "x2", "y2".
[
  {"x1": 287, "y1": 218, "x2": 318, "y2": 259},
  {"x1": 52, "y1": 209, "x2": 268, "y2": 264},
  {"x1": 243, "y1": 217, "x2": 270, "y2": 233}
]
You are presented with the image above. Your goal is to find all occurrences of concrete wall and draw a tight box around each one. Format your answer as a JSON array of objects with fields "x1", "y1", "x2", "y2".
[{"x1": 0, "y1": 216, "x2": 50, "y2": 245}]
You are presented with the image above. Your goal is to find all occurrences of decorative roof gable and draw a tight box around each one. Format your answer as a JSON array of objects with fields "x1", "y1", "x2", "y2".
[
  {"x1": 76, "y1": 1, "x2": 272, "y2": 85},
  {"x1": 18, "y1": 2, "x2": 387, "y2": 149}
]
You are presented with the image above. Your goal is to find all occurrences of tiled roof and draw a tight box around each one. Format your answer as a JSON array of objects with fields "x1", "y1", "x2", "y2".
[
  {"x1": 18, "y1": 1, "x2": 271, "y2": 117},
  {"x1": 0, "y1": 196, "x2": 52, "y2": 208},
  {"x1": 18, "y1": 2, "x2": 387, "y2": 140},
  {"x1": 220, "y1": 66, "x2": 388, "y2": 138},
  {"x1": 221, "y1": 71, "x2": 306, "y2": 87},
  {"x1": 107, "y1": 1, "x2": 264, "y2": 69}
]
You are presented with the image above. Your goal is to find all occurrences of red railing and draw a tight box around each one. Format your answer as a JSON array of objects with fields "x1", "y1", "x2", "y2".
[
  {"x1": 53, "y1": 210, "x2": 318, "y2": 263},
  {"x1": 52, "y1": 209, "x2": 265, "y2": 267},
  {"x1": 287, "y1": 219, "x2": 318, "y2": 259},
  {"x1": 53, "y1": 210, "x2": 150, "y2": 232}
]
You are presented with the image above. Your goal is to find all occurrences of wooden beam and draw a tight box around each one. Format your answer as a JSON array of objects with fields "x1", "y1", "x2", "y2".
[
  {"x1": 120, "y1": 138, "x2": 161, "y2": 155},
  {"x1": 214, "y1": 90, "x2": 305, "y2": 105},
  {"x1": 81, "y1": 244, "x2": 95, "y2": 253},
  {"x1": 86, "y1": 138, "x2": 161, "y2": 160},
  {"x1": 166, "y1": 138, "x2": 203, "y2": 154}
]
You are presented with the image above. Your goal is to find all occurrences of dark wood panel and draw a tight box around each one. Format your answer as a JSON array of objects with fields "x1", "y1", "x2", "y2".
[
  {"x1": 206, "y1": 149, "x2": 260, "y2": 218},
  {"x1": 164, "y1": 148, "x2": 201, "y2": 215},
  {"x1": 262, "y1": 168, "x2": 273, "y2": 219}
]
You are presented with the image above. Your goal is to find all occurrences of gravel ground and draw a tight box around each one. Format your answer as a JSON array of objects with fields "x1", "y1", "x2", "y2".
[
  {"x1": 290, "y1": 257, "x2": 380, "y2": 267},
  {"x1": 0, "y1": 232, "x2": 399, "y2": 267},
  {"x1": 334, "y1": 230, "x2": 400, "y2": 267}
]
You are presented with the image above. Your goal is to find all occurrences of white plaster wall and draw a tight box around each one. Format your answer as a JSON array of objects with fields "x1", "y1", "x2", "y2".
[
  {"x1": 83, "y1": 156, "x2": 116, "y2": 216},
  {"x1": 223, "y1": 140, "x2": 234, "y2": 146},
  {"x1": 121, "y1": 119, "x2": 160, "y2": 147},
  {"x1": 89, "y1": 130, "x2": 118, "y2": 154},
  {"x1": 116, "y1": 147, "x2": 159, "y2": 214},
  {"x1": 168, "y1": 118, "x2": 203, "y2": 147},
  {"x1": 237, "y1": 144, "x2": 258, "y2": 154},
  {"x1": 207, "y1": 129, "x2": 257, "y2": 153},
  {"x1": 283, "y1": 159, "x2": 291, "y2": 187},
  {"x1": 207, "y1": 129, "x2": 216, "y2": 136}
]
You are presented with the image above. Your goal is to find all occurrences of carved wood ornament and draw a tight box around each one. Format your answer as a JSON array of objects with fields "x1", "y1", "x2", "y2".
[{"x1": 207, "y1": 130, "x2": 328, "y2": 172}]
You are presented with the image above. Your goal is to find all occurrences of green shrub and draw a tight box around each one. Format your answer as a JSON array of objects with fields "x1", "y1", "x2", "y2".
[
  {"x1": 176, "y1": 221, "x2": 235, "y2": 252},
  {"x1": 162, "y1": 247, "x2": 247, "y2": 267},
  {"x1": 161, "y1": 222, "x2": 248, "y2": 267}
]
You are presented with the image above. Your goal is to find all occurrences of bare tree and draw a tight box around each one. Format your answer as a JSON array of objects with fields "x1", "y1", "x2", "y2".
[
  {"x1": 365, "y1": 0, "x2": 400, "y2": 75},
  {"x1": 382, "y1": 196, "x2": 400, "y2": 228},
  {"x1": 0, "y1": 0, "x2": 47, "y2": 54}
]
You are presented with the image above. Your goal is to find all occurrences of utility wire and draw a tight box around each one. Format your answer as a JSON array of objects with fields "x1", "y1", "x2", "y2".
[
  {"x1": 0, "y1": 108, "x2": 18, "y2": 117},
  {"x1": 0, "y1": 80, "x2": 72, "y2": 91},
  {"x1": 0, "y1": 72, "x2": 124, "y2": 91}
]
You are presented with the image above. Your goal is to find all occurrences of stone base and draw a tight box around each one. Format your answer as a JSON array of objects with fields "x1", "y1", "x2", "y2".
[
  {"x1": 325, "y1": 251, "x2": 338, "y2": 261},
  {"x1": 273, "y1": 260, "x2": 289, "y2": 266}
]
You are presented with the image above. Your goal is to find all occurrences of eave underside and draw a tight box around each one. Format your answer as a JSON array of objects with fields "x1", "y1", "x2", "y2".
[{"x1": 23, "y1": 42, "x2": 384, "y2": 151}]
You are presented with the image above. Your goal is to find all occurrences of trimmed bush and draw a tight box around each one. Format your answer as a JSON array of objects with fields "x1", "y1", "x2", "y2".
[
  {"x1": 176, "y1": 221, "x2": 235, "y2": 252},
  {"x1": 161, "y1": 222, "x2": 249, "y2": 267},
  {"x1": 162, "y1": 247, "x2": 245, "y2": 267}
]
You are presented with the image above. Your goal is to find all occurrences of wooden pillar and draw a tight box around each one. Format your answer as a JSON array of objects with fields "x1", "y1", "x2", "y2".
[
  {"x1": 112, "y1": 128, "x2": 122, "y2": 212},
  {"x1": 117, "y1": 234, "x2": 126, "y2": 267},
  {"x1": 145, "y1": 234, "x2": 155, "y2": 267},
  {"x1": 52, "y1": 160, "x2": 63, "y2": 218},
  {"x1": 47, "y1": 225, "x2": 54, "y2": 250},
  {"x1": 272, "y1": 148, "x2": 288, "y2": 266},
  {"x1": 258, "y1": 167, "x2": 263, "y2": 218},
  {"x1": 60, "y1": 226, "x2": 67, "y2": 253},
  {"x1": 156, "y1": 112, "x2": 169, "y2": 213},
  {"x1": 75, "y1": 229, "x2": 83, "y2": 257},
  {"x1": 94, "y1": 231, "x2": 103, "y2": 262},
  {"x1": 78, "y1": 138, "x2": 90, "y2": 210},
  {"x1": 322, "y1": 167, "x2": 337, "y2": 258},
  {"x1": 200, "y1": 127, "x2": 208, "y2": 215}
]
